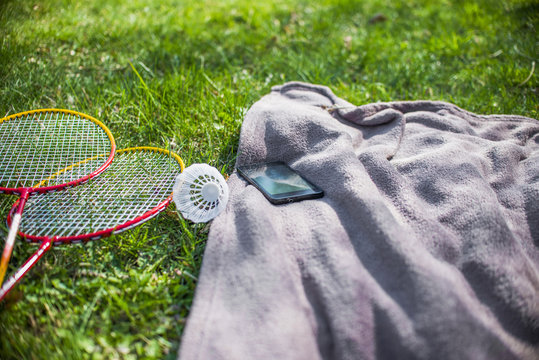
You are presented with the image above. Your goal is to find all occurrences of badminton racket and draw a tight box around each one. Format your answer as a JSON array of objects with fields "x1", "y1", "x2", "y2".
[
  {"x1": 0, "y1": 109, "x2": 116, "y2": 286},
  {"x1": 0, "y1": 146, "x2": 184, "y2": 300}
]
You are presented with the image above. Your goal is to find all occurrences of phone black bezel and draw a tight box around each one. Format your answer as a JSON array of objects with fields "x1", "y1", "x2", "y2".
[{"x1": 236, "y1": 161, "x2": 324, "y2": 205}]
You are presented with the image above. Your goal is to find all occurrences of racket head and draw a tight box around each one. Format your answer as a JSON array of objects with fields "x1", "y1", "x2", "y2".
[
  {"x1": 8, "y1": 147, "x2": 185, "y2": 245},
  {"x1": 0, "y1": 109, "x2": 116, "y2": 195}
]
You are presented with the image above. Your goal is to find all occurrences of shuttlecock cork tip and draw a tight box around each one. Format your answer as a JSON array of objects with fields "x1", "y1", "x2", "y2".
[{"x1": 202, "y1": 183, "x2": 220, "y2": 202}]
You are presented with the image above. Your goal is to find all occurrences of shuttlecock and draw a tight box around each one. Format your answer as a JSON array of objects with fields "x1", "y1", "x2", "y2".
[{"x1": 173, "y1": 163, "x2": 229, "y2": 223}]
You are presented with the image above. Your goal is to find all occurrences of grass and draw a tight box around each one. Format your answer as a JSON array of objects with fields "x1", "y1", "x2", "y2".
[{"x1": 0, "y1": 0, "x2": 537, "y2": 358}]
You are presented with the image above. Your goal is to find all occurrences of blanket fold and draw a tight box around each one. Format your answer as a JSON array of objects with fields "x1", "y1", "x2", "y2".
[{"x1": 179, "y1": 82, "x2": 539, "y2": 360}]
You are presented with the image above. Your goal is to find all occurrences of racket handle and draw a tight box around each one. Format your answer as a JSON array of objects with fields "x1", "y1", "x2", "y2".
[
  {"x1": 0, "y1": 189, "x2": 30, "y2": 286},
  {"x1": 0, "y1": 238, "x2": 52, "y2": 301}
]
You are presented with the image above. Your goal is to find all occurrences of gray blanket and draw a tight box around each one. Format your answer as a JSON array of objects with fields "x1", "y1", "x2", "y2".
[{"x1": 179, "y1": 82, "x2": 539, "y2": 360}]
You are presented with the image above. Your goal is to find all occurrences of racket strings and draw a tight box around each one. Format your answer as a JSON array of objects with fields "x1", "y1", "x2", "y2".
[
  {"x1": 0, "y1": 111, "x2": 112, "y2": 189},
  {"x1": 19, "y1": 151, "x2": 180, "y2": 239}
]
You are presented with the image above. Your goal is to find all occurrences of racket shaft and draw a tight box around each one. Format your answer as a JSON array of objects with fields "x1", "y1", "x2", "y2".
[
  {"x1": 0, "y1": 190, "x2": 30, "y2": 286},
  {"x1": 0, "y1": 238, "x2": 52, "y2": 301}
]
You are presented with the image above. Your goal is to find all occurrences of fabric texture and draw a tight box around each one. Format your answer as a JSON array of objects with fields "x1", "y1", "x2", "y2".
[{"x1": 178, "y1": 82, "x2": 539, "y2": 360}]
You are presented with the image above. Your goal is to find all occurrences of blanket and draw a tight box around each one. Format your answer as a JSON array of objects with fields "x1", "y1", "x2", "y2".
[{"x1": 178, "y1": 82, "x2": 539, "y2": 360}]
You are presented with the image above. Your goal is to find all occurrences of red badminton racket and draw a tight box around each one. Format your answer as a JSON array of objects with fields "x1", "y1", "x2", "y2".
[
  {"x1": 0, "y1": 109, "x2": 116, "y2": 286},
  {"x1": 0, "y1": 146, "x2": 184, "y2": 300}
]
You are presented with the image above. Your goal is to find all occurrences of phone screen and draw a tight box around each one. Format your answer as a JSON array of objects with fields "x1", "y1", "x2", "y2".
[{"x1": 237, "y1": 162, "x2": 323, "y2": 204}]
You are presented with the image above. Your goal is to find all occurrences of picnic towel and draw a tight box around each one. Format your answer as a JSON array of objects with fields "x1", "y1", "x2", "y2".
[{"x1": 178, "y1": 82, "x2": 539, "y2": 360}]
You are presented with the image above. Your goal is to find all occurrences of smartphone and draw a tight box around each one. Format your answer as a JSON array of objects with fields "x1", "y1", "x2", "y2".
[{"x1": 237, "y1": 162, "x2": 324, "y2": 204}]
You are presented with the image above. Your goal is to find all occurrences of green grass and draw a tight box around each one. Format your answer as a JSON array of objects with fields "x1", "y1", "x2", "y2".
[{"x1": 0, "y1": 0, "x2": 537, "y2": 358}]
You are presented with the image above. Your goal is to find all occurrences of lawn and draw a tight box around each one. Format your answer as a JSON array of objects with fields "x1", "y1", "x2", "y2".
[{"x1": 0, "y1": 0, "x2": 537, "y2": 358}]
